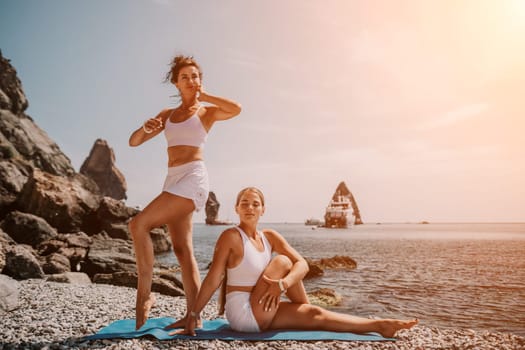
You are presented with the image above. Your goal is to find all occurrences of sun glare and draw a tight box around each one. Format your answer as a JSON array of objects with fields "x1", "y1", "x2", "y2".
[{"x1": 504, "y1": 0, "x2": 525, "y2": 31}]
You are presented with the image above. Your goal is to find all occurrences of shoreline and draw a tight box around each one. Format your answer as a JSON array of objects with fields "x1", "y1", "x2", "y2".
[{"x1": 2, "y1": 280, "x2": 524, "y2": 350}]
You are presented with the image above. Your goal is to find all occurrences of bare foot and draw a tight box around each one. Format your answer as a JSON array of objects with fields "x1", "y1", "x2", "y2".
[
  {"x1": 165, "y1": 313, "x2": 203, "y2": 330},
  {"x1": 135, "y1": 293, "x2": 156, "y2": 330},
  {"x1": 379, "y1": 318, "x2": 419, "y2": 338}
]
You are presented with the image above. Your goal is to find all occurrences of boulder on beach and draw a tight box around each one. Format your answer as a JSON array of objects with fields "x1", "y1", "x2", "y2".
[
  {"x1": 1, "y1": 211, "x2": 58, "y2": 247},
  {"x1": 0, "y1": 274, "x2": 19, "y2": 314},
  {"x1": 93, "y1": 271, "x2": 184, "y2": 297},
  {"x1": 3, "y1": 245, "x2": 44, "y2": 279},
  {"x1": 46, "y1": 272, "x2": 92, "y2": 285}
]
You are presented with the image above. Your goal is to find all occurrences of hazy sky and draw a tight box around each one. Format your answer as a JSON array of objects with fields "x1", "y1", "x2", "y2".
[{"x1": 1, "y1": 0, "x2": 524, "y2": 223}]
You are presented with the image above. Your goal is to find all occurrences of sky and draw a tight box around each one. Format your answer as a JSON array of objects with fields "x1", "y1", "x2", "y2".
[{"x1": 1, "y1": 0, "x2": 524, "y2": 223}]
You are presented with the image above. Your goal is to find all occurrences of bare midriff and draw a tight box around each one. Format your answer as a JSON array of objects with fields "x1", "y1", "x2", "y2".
[
  {"x1": 226, "y1": 285, "x2": 254, "y2": 294},
  {"x1": 167, "y1": 145, "x2": 203, "y2": 167}
]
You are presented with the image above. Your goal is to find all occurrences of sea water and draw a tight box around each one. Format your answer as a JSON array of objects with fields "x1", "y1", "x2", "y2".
[{"x1": 157, "y1": 223, "x2": 525, "y2": 336}]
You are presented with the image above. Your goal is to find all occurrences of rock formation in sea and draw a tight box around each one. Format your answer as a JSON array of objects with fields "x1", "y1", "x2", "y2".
[
  {"x1": 80, "y1": 139, "x2": 127, "y2": 200},
  {"x1": 324, "y1": 181, "x2": 363, "y2": 228},
  {"x1": 205, "y1": 191, "x2": 231, "y2": 225},
  {"x1": 0, "y1": 51, "x2": 182, "y2": 298},
  {"x1": 304, "y1": 255, "x2": 357, "y2": 279}
]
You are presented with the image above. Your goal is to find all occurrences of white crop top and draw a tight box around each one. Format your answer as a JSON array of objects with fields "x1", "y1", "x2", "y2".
[
  {"x1": 164, "y1": 106, "x2": 208, "y2": 148},
  {"x1": 227, "y1": 226, "x2": 272, "y2": 287}
]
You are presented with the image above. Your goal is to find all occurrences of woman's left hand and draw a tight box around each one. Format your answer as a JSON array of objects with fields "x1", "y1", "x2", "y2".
[{"x1": 259, "y1": 275, "x2": 283, "y2": 312}]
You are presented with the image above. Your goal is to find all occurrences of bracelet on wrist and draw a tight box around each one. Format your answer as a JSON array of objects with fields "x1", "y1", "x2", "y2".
[
  {"x1": 278, "y1": 279, "x2": 287, "y2": 293},
  {"x1": 142, "y1": 123, "x2": 153, "y2": 134},
  {"x1": 189, "y1": 311, "x2": 198, "y2": 318}
]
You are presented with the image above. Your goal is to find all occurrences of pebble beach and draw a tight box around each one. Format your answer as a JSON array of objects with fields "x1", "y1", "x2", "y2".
[{"x1": 2, "y1": 280, "x2": 524, "y2": 350}]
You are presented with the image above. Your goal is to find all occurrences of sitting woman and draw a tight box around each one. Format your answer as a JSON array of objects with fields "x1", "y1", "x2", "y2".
[{"x1": 171, "y1": 187, "x2": 418, "y2": 337}]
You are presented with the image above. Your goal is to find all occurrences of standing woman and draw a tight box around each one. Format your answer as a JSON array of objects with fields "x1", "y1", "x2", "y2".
[{"x1": 128, "y1": 55, "x2": 241, "y2": 330}]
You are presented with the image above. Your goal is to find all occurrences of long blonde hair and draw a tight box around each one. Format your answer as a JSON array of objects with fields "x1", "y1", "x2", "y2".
[{"x1": 218, "y1": 187, "x2": 265, "y2": 315}]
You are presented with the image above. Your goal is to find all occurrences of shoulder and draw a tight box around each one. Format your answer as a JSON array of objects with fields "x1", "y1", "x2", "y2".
[
  {"x1": 217, "y1": 227, "x2": 242, "y2": 246},
  {"x1": 261, "y1": 228, "x2": 285, "y2": 245},
  {"x1": 158, "y1": 108, "x2": 174, "y2": 121}
]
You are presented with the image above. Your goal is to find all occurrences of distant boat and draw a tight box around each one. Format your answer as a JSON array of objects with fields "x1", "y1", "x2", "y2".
[
  {"x1": 324, "y1": 194, "x2": 352, "y2": 229},
  {"x1": 323, "y1": 181, "x2": 363, "y2": 229},
  {"x1": 304, "y1": 218, "x2": 323, "y2": 226}
]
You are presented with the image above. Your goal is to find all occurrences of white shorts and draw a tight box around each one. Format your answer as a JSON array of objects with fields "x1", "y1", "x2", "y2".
[
  {"x1": 162, "y1": 161, "x2": 209, "y2": 212},
  {"x1": 225, "y1": 291, "x2": 260, "y2": 332}
]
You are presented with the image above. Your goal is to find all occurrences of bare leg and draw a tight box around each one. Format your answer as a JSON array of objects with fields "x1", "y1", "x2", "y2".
[
  {"x1": 165, "y1": 212, "x2": 202, "y2": 329},
  {"x1": 129, "y1": 192, "x2": 194, "y2": 330},
  {"x1": 246, "y1": 255, "x2": 417, "y2": 336},
  {"x1": 250, "y1": 255, "x2": 299, "y2": 330},
  {"x1": 285, "y1": 279, "x2": 309, "y2": 304},
  {"x1": 269, "y1": 303, "x2": 418, "y2": 337}
]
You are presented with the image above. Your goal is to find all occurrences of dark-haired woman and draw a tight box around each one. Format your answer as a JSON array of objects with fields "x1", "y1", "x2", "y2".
[{"x1": 128, "y1": 55, "x2": 241, "y2": 330}]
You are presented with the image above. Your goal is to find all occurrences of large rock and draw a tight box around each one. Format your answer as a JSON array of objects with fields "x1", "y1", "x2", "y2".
[
  {"x1": 3, "y1": 245, "x2": 44, "y2": 279},
  {"x1": 15, "y1": 168, "x2": 100, "y2": 232},
  {"x1": 80, "y1": 234, "x2": 137, "y2": 277},
  {"x1": 0, "y1": 158, "x2": 31, "y2": 214},
  {"x1": 150, "y1": 228, "x2": 171, "y2": 254},
  {"x1": 316, "y1": 255, "x2": 357, "y2": 270},
  {"x1": 93, "y1": 271, "x2": 184, "y2": 297},
  {"x1": 80, "y1": 139, "x2": 127, "y2": 200},
  {"x1": 0, "y1": 211, "x2": 58, "y2": 247},
  {"x1": 307, "y1": 288, "x2": 342, "y2": 307},
  {"x1": 324, "y1": 181, "x2": 363, "y2": 226},
  {"x1": 0, "y1": 110, "x2": 75, "y2": 177},
  {"x1": 83, "y1": 196, "x2": 139, "y2": 238},
  {"x1": 47, "y1": 232, "x2": 92, "y2": 270},
  {"x1": 41, "y1": 252, "x2": 71, "y2": 274},
  {"x1": 0, "y1": 274, "x2": 20, "y2": 314},
  {"x1": 1, "y1": 51, "x2": 77, "y2": 217},
  {"x1": 205, "y1": 191, "x2": 231, "y2": 225},
  {"x1": 0, "y1": 51, "x2": 73, "y2": 178},
  {"x1": 304, "y1": 255, "x2": 357, "y2": 279},
  {"x1": 205, "y1": 191, "x2": 220, "y2": 224},
  {"x1": 46, "y1": 272, "x2": 91, "y2": 285},
  {"x1": 304, "y1": 258, "x2": 324, "y2": 279}
]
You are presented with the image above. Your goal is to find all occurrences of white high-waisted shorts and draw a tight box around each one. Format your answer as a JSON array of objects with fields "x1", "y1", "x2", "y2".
[
  {"x1": 225, "y1": 291, "x2": 260, "y2": 332},
  {"x1": 162, "y1": 160, "x2": 209, "y2": 212}
]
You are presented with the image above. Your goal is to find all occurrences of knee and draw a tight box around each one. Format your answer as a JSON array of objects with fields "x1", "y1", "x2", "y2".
[
  {"x1": 172, "y1": 241, "x2": 193, "y2": 261},
  {"x1": 305, "y1": 305, "x2": 324, "y2": 320},
  {"x1": 272, "y1": 255, "x2": 293, "y2": 271},
  {"x1": 128, "y1": 215, "x2": 150, "y2": 240}
]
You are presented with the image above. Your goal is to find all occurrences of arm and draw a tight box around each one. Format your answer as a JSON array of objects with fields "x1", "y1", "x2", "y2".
[
  {"x1": 264, "y1": 229, "x2": 309, "y2": 291},
  {"x1": 176, "y1": 230, "x2": 234, "y2": 335},
  {"x1": 198, "y1": 89, "x2": 242, "y2": 122},
  {"x1": 128, "y1": 110, "x2": 166, "y2": 147}
]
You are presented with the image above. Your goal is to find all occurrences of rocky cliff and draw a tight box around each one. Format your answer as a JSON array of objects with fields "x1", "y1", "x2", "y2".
[{"x1": 0, "y1": 51, "x2": 182, "y2": 298}]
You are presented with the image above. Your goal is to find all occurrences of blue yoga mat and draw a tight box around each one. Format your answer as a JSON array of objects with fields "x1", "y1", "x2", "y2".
[{"x1": 85, "y1": 317, "x2": 395, "y2": 341}]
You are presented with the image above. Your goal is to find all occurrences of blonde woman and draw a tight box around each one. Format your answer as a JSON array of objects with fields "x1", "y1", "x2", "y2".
[{"x1": 175, "y1": 187, "x2": 418, "y2": 337}]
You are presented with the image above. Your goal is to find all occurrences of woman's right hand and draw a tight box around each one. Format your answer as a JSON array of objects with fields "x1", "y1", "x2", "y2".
[
  {"x1": 143, "y1": 117, "x2": 163, "y2": 133},
  {"x1": 169, "y1": 313, "x2": 198, "y2": 336}
]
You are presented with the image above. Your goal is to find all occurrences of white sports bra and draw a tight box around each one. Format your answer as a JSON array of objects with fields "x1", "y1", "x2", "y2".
[
  {"x1": 164, "y1": 106, "x2": 208, "y2": 148},
  {"x1": 227, "y1": 226, "x2": 272, "y2": 287}
]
